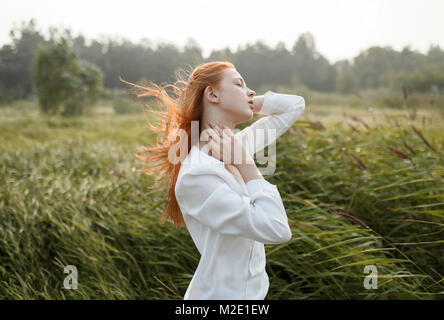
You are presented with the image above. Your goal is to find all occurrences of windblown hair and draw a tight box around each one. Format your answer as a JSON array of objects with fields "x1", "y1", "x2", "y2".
[{"x1": 120, "y1": 61, "x2": 235, "y2": 228}]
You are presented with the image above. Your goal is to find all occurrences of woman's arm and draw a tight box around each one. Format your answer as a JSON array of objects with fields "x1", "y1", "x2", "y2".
[
  {"x1": 226, "y1": 161, "x2": 263, "y2": 185},
  {"x1": 204, "y1": 123, "x2": 264, "y2": 184},
  {"x1": 175, "y1": 168, "x2": 292, "y2": 244},
  {"x1": 235, "y1": 90, "x2": 306, "y2": 157}
]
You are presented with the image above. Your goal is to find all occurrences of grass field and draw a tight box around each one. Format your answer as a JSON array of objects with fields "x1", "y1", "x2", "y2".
[{"x1": 1, "y1": 92, "x2": 443, "y2": 299}]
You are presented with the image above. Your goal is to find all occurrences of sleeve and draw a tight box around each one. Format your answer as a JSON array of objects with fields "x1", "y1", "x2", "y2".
[
  {"x1": 235, "y1": 90, "x2": 305, "y2": 157},
  {"x1": 175, "y1": 169, "x2": 292, "y2": 244}
]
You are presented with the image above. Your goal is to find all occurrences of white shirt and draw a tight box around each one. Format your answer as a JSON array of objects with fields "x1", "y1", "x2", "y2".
[{"x1": 174, "y1": 90, "x2": 306, "y2": 300}]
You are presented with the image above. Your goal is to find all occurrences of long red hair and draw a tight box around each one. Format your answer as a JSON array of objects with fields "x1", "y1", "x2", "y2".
[{"x1": 120, "y1": 61, "x2": 235, "y2": 228}]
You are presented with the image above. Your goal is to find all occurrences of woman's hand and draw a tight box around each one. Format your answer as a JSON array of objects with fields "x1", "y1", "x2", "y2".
[
  {"x1": 201, "y1": 122, "x2": 254, "y2": 166},
  {"x1": 201, "y1": 122, "x2": 263, "y2": 183},
  {"x1": 251, "y1": 96, "x2": 264, "y2": 114}
]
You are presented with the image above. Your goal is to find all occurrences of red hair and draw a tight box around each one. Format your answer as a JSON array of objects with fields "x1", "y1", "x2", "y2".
[{"x1": 120, "y1": 61, "x2": 235, "y2": 228}]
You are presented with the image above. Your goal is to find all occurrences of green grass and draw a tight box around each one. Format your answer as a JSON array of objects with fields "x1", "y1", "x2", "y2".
[{"x1": 0, "y1": 95, "x2": 443, "y2": 299}]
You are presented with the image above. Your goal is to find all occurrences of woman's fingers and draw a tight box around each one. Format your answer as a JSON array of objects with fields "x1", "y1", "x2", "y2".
[
  {"x1": 209, "y1": 124, "x2": 232, "y2": 153},
  {"x1": 221, "y1": 124, "x2": 234, "y2": 138},
  {"x1": 210, "y1": 122, "x2": 231, "y2": 141},
  {"x1": 203, "y1": 127, "x2": 221, "y2": 142},
  {"x1": 208, "y1": 139, "x2": 221, "y2": 158},
  {"x1": 209, "y1": 122, "x2": 223, "y2": 137}
]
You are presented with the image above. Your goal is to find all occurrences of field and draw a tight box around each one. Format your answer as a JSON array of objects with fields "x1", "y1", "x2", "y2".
[{"x1": 1, "y1": 91, "x2": 443, "y2": 299}]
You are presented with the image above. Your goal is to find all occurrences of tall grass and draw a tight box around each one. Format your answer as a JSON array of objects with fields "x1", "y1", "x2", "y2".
[
  {"x1": 266, "y1": 112, "x2": 444, "y2": 299},
  {"x1": 0, "y1": 95, "x2": 443, "y2": 299}
]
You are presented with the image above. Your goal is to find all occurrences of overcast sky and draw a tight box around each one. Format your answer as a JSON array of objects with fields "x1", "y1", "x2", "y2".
[{"x1": 1, "y1": 0, "x2": 443, "y2": 63}]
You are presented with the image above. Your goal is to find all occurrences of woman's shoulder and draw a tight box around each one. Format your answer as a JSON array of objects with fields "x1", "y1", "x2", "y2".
[
  {"x1": 175, "y1": 145, "x2": 236, "y2": 195},
  {"x1": 180, "y1": 144, "x2": 225, "y2": 173}
]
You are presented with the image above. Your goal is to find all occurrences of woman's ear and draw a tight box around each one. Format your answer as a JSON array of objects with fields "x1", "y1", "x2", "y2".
[{"x1": 204, "y1": 86, "x2": 219, "y2": 104}]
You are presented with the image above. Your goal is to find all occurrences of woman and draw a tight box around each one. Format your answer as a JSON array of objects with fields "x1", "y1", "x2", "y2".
[{"x1": 121, "y1": 61, "x2": 305, "y2": 299}]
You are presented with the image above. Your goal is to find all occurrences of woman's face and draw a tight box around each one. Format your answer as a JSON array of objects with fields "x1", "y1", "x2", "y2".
[{"x1": 214, "y1": 68, "x2": 256, "y2": 123}]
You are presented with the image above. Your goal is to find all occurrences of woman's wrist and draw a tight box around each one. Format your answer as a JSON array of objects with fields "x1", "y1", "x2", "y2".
[{"x1": 234, "y1": 160, "x2": 264, "y2": 183}]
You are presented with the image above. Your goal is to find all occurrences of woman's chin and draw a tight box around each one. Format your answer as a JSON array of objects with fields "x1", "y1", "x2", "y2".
[
  {"x1": 242, "y1": 110, "x2": 253, "y2": 122},
  {"x1": 235, "y1": 110, "x2": 254, "y2": 124}
]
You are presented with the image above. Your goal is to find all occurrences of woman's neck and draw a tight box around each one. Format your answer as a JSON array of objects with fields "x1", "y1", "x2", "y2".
[
  {"x1": 200, "y1": 107, "x2": 236, "y2": 131},
  {"x1": 199, "y1": 117, "x2": 234, "y2": 149},
  {"x1": 197, "y1": 107, "x2": 237, "y2": 151}
]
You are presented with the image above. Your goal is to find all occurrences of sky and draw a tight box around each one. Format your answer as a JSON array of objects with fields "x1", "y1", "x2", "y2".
[{"x1": 1, "y1": 0, "x2": 443, "y2": 64}]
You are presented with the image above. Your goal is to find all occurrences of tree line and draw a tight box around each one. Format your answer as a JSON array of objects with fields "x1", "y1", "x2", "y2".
[{"x1": 1, "y1": 18, "x2": 444, "y2": 104}]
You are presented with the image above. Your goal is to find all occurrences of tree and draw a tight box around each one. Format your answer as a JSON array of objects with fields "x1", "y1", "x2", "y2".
[
  {"x1": 32, "y1": 38, "x2": 104, "y2": 116},
  {"x1": 0, "y1": 18, "x2": 48, "y2": 102},
  {"x1": 334, "y1": 60, "x2": 356, "y2": 94},
  {"x1": 291, "y1": 32, "x2": 336, "y2": 92},
  {"x1": 178, "y1": 37, "x2": 204, "y2": 68}
]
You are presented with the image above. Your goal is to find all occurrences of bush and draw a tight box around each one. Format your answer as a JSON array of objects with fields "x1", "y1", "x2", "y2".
[{"x1": 32, "y1": 38, "x2": 104, "y2": 116}]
